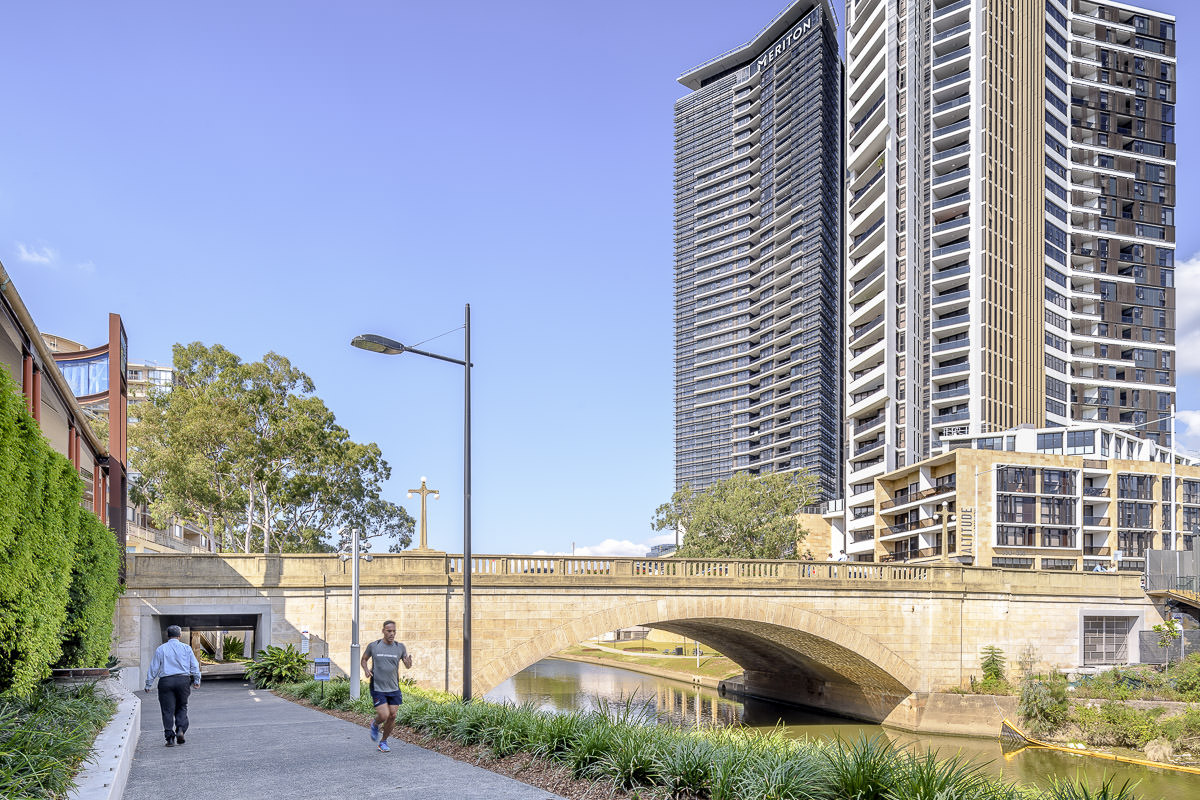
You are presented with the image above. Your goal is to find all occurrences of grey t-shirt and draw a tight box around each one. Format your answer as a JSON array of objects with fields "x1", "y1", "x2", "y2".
[{"x1": 364, "y1": 639, "x2": 408, "y2": 693}]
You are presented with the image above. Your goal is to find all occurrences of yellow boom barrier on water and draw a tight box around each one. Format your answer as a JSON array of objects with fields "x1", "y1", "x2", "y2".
[{"x1": 999, "y1": 718, "x2": 1200, "y2": 776}]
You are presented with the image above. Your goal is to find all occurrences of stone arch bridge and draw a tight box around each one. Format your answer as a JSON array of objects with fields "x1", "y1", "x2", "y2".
[{"x1": 117, "y1": 553, "x2": 1157, "y2": 724}]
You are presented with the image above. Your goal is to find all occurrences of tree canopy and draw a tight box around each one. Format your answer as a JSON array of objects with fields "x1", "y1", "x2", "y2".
[
  {"x1": 652, "y1": 471, "x2": 817, "y2": 559},
  {"x1": 130, "y1": 342, "x2": 414, "y2": 554}
]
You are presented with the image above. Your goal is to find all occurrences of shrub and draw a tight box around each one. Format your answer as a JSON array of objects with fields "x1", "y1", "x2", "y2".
[
  {"x1": 0, "y1": 370, "x2": 122, "y2": 696},
  {"x1": 528, "y1": 709, "x2": 589, "y2": 762},
  {"x1": 589, "y1": 724, "x2": 663, "y2": 789},
  {"x1": 1072, "y1": 702, "x2": 1165, "y2": 748},
  {"x1": 888, "y1": 748, "x2": 996, "y2": 800},
  {"x1": 1170, "y1": 653, "x2": 1200, "y2": 701},
  {"x1": 823, "y1": 734, "x2": 899, "y2": 800},
  {"x1": 980, "y1": 645, "x2": 1006, "y2": 683},
  {"x1": 1019, "y1": 675, "x2": 1070, "y2": 736},
  {"x1": 0, "y1": 683, "x2": 116, "y2": 799},
  {"x1": 735, "y1": 743, "x2": 829, "y2": 800},
  {"x1": 1043, "y1": 775, "x2": 1140, "y2": 800},
  {"x1": 244, "y1": 644, "x2": 309, "y2": 688},
  {"x1": 222, "y1": 634, "x2": 247, "y2": 661},
  {"x1": 653, "y1": 735, "x2": 715, "y2": 799}
]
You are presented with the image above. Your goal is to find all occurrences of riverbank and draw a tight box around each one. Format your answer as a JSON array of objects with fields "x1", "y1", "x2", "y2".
[
  {"x1": 551, "y1": 647, "x2": 1200, "y2": 760},
  {"x1": 549, "y1": 653, "x2": 731, "y2": 690}
]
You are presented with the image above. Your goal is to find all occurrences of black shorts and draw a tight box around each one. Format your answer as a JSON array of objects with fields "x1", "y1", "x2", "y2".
[{"x1": 371, "y1": 689, "x2": 403, "y2": 707}]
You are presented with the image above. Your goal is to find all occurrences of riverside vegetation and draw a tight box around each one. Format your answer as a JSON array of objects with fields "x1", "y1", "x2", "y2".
[
  {"x1": 972, "y1": 644, "x2": 1200, "y2": 760},
  {"x1": 275, "y1": 678, "x2": 1148, "y2": 799}
]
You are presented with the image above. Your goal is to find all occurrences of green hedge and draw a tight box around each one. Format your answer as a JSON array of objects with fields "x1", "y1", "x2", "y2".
[{"x1": 0, "y1": 368, "x2": 121, "y2": 696}]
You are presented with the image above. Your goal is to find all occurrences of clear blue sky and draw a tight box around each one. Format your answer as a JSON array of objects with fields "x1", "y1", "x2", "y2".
[{"x1": 2, "y1": 1, "x2": 1196, "y2": 557}]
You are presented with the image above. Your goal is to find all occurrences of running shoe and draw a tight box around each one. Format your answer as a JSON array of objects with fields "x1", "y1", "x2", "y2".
[
  {"x1": 369, "y1": 721, "x2": 380, "y2": 743},
  {"x1": 378, "y1": 740, "x2": 390, "y2": 753}
]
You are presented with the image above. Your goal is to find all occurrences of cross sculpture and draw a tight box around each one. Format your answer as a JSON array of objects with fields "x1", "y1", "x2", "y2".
[{"x1": 407, "y1": 477, "x2": 440, "y2": 551}]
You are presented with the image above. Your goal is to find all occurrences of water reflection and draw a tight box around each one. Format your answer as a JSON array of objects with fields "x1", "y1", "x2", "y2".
[{"x1": 486, "y1": 658, "x2": 1193, "y2": 799}]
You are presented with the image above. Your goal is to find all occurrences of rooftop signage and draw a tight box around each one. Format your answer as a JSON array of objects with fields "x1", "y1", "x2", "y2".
[{"x1": 756, "y1": 9, "x2": 818, "y2": 71}]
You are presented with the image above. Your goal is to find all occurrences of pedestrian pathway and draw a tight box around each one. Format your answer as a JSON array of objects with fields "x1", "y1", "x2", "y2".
[{"x1": 123, "y1": 679, "x2": 568, "y2": 800}]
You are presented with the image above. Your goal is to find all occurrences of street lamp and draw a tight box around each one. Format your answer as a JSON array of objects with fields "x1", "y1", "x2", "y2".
[
  {"x1": 351, "y1": 303, "x2": 473, "y2": 701},
  {"x1": 337, "y1": 526, "x2": 373, "y2": 700}
]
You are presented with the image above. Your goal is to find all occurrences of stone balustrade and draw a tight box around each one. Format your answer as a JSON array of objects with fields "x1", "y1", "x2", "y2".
[{"x1": 126, "y1": 551, "x2": 1145, "y2": 599}]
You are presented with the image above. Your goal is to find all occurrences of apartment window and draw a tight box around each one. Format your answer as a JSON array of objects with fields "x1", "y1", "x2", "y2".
[
  {"x1": 1083, "y1": 616, "x2": 1134, "y2": 665},
  {"x1": 998, "y1": 496, "x2": 1037, "y2": 523},
  {"x1": 1042, "y1": 558, "x2": 1075, "y2": 571},
  {"x1": 1041, "y1": 527, "x2": 1075, "y2": 548},
  {"x1": 1042, "y1": 469, "x2": 1077, "y2": 495},
  {"x1": 1041, "y1": 498, "x2": 1076, "y2": 526},
  {"x1": 1038, "y1": 432, "x2": 1063, "y2": 453},
  {"x1": 992, "y1": 557, "x2": 1035, "y2": 569},
  {"x1": 1117, "y1": 502, "x2": 1154, "y2": 528},
  {"x1": 998, "y1": 467, "x2": 1035, "y2": 493},
  {"x1": 1117, "y1": 475, "x2": 1154, "y2": 500},
  {"x1": 1066, "y1": 430, "x2": 1095, "y2": 455}
]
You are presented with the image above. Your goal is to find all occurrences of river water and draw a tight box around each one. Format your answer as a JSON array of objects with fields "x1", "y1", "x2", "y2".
[{"x1": 484, "y1": 658, "x2": 1197, "y2": 799}]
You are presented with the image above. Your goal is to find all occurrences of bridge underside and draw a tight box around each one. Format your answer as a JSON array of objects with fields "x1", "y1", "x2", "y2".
[{"x1": 649, "y1": 618, "x2": 912, "y2": 722}]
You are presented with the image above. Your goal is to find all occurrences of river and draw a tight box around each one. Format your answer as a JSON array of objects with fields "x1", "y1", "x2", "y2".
[{"x1": 484, "y1": 658, "x2": 1197, "y2": 799}]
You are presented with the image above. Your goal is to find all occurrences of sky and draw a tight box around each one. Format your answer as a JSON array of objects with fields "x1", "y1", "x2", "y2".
[{"x1": 1, "y1": 1, "x2": 1197, "y2": 558}]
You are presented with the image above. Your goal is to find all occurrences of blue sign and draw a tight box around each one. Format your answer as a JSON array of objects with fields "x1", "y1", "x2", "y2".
[{"x1": 313, "y1": 657, "x2": 331, "y2": 681}]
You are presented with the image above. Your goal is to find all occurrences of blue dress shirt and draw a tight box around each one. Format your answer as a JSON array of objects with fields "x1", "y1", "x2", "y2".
[{"x1": 145, "y1": 638, "x2": 202, "y2": 690}]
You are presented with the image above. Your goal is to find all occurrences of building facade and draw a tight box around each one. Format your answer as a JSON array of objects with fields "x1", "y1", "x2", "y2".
[
  {"x1": 843, "y1": 0, "x2": 1177, "y2": 557},
  {"x1": 874, "y1": 424, "x2": 1193, "y2": 572},
  {"x1": 0, "y1": 262, "x2": 120, "y2": 540},
  {"x1": 673, "y1": 0, "x2": 844, "y2": 498}
]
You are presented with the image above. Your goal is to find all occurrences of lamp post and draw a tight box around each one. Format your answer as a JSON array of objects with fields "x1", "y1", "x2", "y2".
[
  {"x1": 351, "y1": 304, "x2": 473, "y2": 700},
  {"x1": 338, "y1": 527, "x2": 373, "y2": 700}
]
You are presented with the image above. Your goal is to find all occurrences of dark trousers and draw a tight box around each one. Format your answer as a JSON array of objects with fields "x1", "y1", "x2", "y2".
[{"x1": 157, "y1": 675, "x2": 193, "y2": 739}]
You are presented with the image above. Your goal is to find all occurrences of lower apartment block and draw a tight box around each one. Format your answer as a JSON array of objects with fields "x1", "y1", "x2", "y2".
[{"x1": 870, "y1": 424, "x2": 1194, "y2": 571}]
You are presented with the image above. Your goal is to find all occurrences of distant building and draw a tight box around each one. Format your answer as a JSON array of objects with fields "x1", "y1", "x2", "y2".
[
  {"x1": 648, "y1": 543, "x2": 678, "y2": 558},
  {"x1": 872, "y1": 423, "x2": 1194, "y2": 571},
  {"x1": 842, "y1": 0, "x2": 1178, "y2": 559},
  {"x1": 673, "y1": 0, "x2": 844, "y2": 498}
]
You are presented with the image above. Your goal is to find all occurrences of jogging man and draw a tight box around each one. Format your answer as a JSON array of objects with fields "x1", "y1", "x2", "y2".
[
  {"x1": 144, "y1": 625, "x2": 201, "y2": 747},
  {"x1": 361, "y1": 620, "x2": 412, "y2": 752}
]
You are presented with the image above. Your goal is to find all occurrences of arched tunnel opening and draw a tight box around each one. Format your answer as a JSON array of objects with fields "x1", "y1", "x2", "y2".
[{"x1": 643, "y1": 617, "x2": 916, "y2": 723}]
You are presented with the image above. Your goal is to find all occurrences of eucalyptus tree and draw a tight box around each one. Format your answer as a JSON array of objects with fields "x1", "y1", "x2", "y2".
[
  {"x1": 652, "y1": 471, "x2": 817, "y2": 560},
  {"x1": 130, "y1": 342, "x2": 413, "y2": 553}
]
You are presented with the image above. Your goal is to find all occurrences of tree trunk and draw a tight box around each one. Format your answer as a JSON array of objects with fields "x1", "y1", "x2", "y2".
[
  {"x1": 262, "y1": 495, "x2": 272, "y2": 555},
  {"x1": 245, "y1": 479, "x2": 255, "y2": 553}
]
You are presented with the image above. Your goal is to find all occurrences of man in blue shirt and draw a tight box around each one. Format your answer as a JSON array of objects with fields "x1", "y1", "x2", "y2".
[{"x1": 144, "y1": 625, "x2": 202, "y2": 747}]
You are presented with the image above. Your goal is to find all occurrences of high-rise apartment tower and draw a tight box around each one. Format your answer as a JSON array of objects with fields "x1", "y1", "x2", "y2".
[
  {"x1": 842, "y1": 0, "x2": 1177, "y2": 557},
  {"x1": 674, "y1": 0, "x2": 844, "y2": 498}
]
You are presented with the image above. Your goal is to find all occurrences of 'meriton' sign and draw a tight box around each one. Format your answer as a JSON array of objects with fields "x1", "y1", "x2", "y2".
[{"x1": 756, "y1": 9, "x2": 818, "y2": 71}]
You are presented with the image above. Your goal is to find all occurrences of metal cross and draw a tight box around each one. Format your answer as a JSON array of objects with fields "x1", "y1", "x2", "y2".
[{"x1": 407, "y1": 477, "x2": 440, "y2": 550}]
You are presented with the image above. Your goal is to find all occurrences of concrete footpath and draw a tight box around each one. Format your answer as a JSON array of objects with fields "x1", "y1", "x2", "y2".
[{"x1": 123, "y1": 680, "x2": 568, "y2": 800}]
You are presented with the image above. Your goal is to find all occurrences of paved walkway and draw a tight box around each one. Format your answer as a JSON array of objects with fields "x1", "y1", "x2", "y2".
[{"x1": 123, "y1": 680, "x2": 568, "y2": 800}]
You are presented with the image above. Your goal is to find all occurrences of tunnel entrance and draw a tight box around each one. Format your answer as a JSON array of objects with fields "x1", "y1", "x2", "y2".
[{"x1": 151, "y1": 613, "x2": 263, "y2": 679}]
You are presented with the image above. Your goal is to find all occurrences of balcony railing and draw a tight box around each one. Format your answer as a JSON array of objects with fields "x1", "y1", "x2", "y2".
[
  {"x1": 851, "y1": 95, "x2": 886, "y2": 135},
  {"x1": 879, "y1": 483, "x2": 955, "y2": 511}
]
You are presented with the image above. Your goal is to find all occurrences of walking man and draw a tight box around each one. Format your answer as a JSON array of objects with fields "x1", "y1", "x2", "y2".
[
  {"x1": 144, "y1": 625, "x2": 201, "y2": 747},
  {"x1": 361, "y1": 620, "x2": 413, "y2": 753}
]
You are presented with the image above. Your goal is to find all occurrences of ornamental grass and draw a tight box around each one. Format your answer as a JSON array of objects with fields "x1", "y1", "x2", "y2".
[{"x1": 275, "y1": 679, "x2": 1143, "y2": 800}]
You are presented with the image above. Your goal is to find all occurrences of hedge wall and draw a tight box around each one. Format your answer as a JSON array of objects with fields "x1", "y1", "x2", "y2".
[{"x1": 0, "y1": 368, "x2": 121, "y2": 696}]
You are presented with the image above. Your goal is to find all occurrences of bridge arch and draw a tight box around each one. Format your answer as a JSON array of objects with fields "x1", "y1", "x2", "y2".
[{"x1": 477, "y1": 596, "x2": 921, "y2": 706}]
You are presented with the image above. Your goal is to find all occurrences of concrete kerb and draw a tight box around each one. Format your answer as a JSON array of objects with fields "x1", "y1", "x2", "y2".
[{"x1": 66, "y1": 667, "x2": 141, "y2": 800}]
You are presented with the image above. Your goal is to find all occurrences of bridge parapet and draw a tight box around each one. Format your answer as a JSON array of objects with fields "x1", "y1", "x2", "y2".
[{"x1": 126, "y1": 553, "x2": 1144, "y2": 598}]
